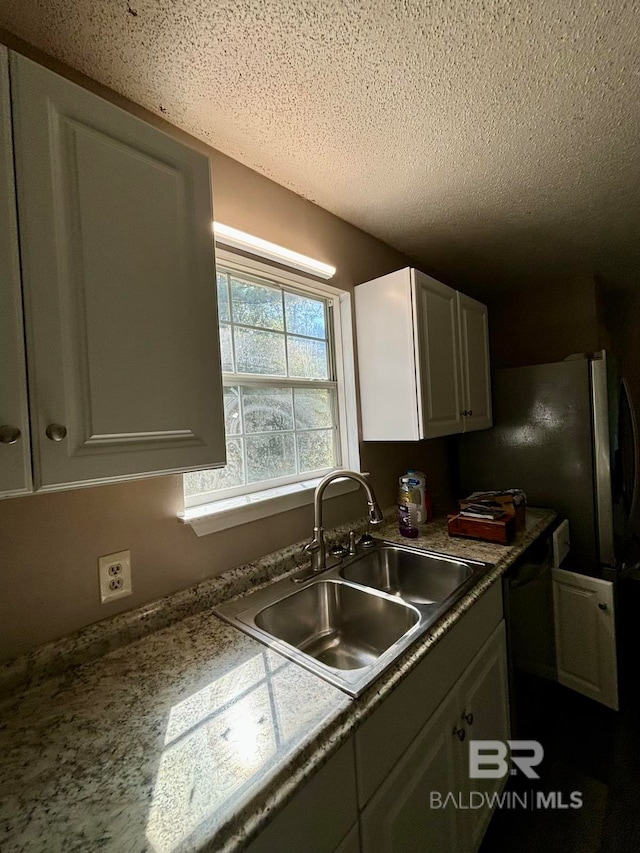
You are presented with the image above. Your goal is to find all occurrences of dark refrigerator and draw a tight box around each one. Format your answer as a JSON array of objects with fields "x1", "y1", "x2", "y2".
[{"x1": 457, "y1": 351, "x2": 638, "y2": 578}]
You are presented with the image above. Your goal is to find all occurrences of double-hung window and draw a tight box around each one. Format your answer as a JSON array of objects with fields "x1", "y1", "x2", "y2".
[{"x1": 183, "y1": 249, "x2": 359, "y2": 532}]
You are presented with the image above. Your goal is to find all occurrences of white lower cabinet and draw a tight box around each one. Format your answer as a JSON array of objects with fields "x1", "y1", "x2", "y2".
[
  {"x1": 360, "y1": 685, "x2": 460, "y2": 853},
  {"x1": 245, "y1": 739, "x2": 359, "y2": 853},
  {"x1": 248, "y1": 586, "x2": 510, "y2": 853},
  {"x1": 456, "y1": 621, "x2": 510, "y2": 852},
  {"x1": 359, "y1": 620, "x2": 509, "y2": 853},
  {"x1": 552, "y1": 567, "x2": 619, "y2": 710}
]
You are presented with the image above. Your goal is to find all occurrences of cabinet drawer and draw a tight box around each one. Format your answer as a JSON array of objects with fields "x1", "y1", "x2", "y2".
[{"x1": 355, "y1": 581, "x2": 502, "y2": 807}]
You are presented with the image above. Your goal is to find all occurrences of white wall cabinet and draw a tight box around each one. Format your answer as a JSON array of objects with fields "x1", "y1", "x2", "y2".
[
  {"x1": 360, "y1": 622, "x2": 509, "y2": 853},
  {"x1": 0, "y1": 49, "x2": 226, "y2": 497},
  {"x1": 552, "y1": 567, "x2": 619, "y2": 710},
  {"x1": 354, "y1": 267, "x2": 492, "y2": 441},
  {"x1": 457, "y1": 291, "x2": 492, "y2": 432},
  {"x1": 0, "y1": 46, "x2": 31, "y2": 497}
]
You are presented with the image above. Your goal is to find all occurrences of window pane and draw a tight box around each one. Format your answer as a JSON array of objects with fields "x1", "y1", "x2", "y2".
[
  {"x1": 231, "y1": 277, "x2": 284, "y2": 330},
  {"x1": 223, "y1": 387, "x2": 242, "y2": 435},
  {"x1": 219, "y1": 324, "x2": 234, "y2": 372},
  {"x1": 294, "y1": 388, "x2": 333, "y2": 429},
  {"x1": 246, "y1": 433, "x2": 295, "y2": 483},
  {"x1": 287, "y1": 336, "x2": 329, "y2": 379},
  {"x1": 234, "y1": 327, "x2": 286, "y2": 375},
  {"x1": 284, "y1": 292, "x2": 326, "y2": 339},
  {"x1": 217, "y1": 272, "x2": 230, "y2": 322},
  {"x1": 297, "y1": 430, "x2": 335, "y2": 473},
  {"x1": 242, "y1": 387, "x2": 294, "y2": 433},
  {"x1": 184, "y1": 437, "x2": 244, "y2": 494}
]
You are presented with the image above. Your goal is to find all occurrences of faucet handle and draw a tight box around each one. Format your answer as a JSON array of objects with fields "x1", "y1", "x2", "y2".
[
  {"x1": 303, "y1": 539, "x2": 321, "y2": 555},
  {"x1": 348, "y1": 531, "x2": 357, "y2": 556}
]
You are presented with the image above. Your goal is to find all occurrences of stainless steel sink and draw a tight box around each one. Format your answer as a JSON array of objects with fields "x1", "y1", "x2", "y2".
[
  {"x1": 254, "y1": 580, "x2": 420, "y2": 670},
  {"x1": 216, "y1": 540, "x2": 492, "y2": 696},
  {"x1": 341, "y1": 546, "x2": 474, "y2": 605}
]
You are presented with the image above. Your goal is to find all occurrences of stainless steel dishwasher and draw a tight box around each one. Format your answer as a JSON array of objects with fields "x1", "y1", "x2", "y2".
[{"x1": 502, "y1": 528, "x2": 558, "y2": 732}]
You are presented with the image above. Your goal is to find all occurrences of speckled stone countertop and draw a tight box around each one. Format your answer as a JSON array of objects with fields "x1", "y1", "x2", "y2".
[{"x1": 0, "y1": 508, "x2": 556, "y2": 853}]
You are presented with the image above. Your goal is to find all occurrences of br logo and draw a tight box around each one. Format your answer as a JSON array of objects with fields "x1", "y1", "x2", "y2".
[{"x1": 469, "y1": 740, "x2": 544, "y2": 779}]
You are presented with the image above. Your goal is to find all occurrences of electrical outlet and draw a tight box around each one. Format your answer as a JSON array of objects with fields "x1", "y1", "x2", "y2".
[{"x1": 98, "y1": 550, "x2": 132, "y2": 603}]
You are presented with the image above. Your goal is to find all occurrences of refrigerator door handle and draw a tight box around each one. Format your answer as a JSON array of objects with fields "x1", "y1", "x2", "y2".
[{"x1": 591, "y1": 356, "x2": 615, "y2": 568}]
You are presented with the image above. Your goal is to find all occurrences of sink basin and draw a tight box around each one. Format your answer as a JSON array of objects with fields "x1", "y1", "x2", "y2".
[
  {"x1": 216, "y1": 540, "x2": 492, "y2": 696},
  {"x1": 341, "y1": 546, "x2": 474, "y2": 605},
  {"x1": 254, "y1": 580, "x2": 419, "y2": 670}
]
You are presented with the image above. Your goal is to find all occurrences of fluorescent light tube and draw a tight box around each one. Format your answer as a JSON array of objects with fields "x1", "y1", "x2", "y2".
[{"x1": 213, "y1": 222, "x2": 336, "y2": 279}]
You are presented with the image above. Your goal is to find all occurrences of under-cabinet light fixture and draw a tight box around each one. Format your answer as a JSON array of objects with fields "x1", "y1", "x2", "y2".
[{"x1": 212, "y1": 222, "x2": 336, "y2": 280}]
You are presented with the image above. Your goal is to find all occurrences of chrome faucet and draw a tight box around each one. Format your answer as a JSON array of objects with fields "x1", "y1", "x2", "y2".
[{"x1": 304, "y1": 470, "x2": 384, "y2": 572}]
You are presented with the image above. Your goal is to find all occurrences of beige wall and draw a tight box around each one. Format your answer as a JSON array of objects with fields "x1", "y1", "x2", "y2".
[
  {"x1": 487, "y1": 277, "x2": 601, "y2": 369},
  {"x1": 0, "y1": 34, "x2": 457, "y2": 662}
]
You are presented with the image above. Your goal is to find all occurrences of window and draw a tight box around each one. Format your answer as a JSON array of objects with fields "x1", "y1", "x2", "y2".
[{"x1": 183, "y1": 249, "x2": 359, "y2": 529}]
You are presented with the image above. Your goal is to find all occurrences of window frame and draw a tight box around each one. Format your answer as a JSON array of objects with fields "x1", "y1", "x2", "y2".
[{"x1": 181, "y1": 247, "x2": 361, "y2": 534}]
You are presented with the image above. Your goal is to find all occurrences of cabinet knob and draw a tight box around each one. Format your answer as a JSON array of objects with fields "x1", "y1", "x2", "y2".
[
  {"x1": 467, "y1": 410, "x2": 473, "y2": 416},
  {"x1": 453, "y1": 725, "x2": 466, "y2": 742},
  {"x1": 46, "y1": 423, "x2": 67, "y2": 442},
  {"x1": 462, "y1": 710, "x2": 474, "y2": 725},
  {"x1": 598, "y1": 602, "x2": 607, "y2": 611},
  {"x1": 0, "y1": 425, "x2": 21, "y2": 445}
]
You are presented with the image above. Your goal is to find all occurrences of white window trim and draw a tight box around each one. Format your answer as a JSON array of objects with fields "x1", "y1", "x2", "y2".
[{"x1": 180, "y1": 247, "x2": 361, "y2": 536}]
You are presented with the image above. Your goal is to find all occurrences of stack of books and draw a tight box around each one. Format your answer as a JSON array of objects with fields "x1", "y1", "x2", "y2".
[
  {"x1": 459, "y1": 489, "x2": 527, "y2": 530},
  {"x1": 458, "y1": 502, "x2": 507, "y2": 522}
]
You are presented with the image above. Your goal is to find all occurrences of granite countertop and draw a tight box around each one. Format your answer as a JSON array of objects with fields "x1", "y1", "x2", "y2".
[{"x1": 0, "y1": 508, "x2": 556, "y2": 853}]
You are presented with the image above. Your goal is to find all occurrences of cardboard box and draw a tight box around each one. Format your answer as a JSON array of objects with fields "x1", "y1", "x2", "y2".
[{"x1": 448, "y1": 513, "x2": 516, "y2": 544}]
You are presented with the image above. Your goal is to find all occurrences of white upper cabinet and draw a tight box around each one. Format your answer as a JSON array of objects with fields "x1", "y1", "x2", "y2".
[
  {"x1": 457, "y1": 292, "x2": 492, "y2": 432},
  {"x1": 3, "y1": 50, "x2": 225, "y2": 493},
  {"x1": 413, "y1": 272, "x2": 465, "y2": 438},
  {"x1": 0, "y1": 47, "x2": 31, "y2": 497},
  {"x1": 354, "y1": 268, "x2": 492, "y2": 441}
]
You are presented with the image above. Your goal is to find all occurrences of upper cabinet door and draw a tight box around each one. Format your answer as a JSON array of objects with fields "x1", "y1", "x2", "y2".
[
  {"x1": 0, "y1": 47, "x2": 31, "y2": 497},
  {"x1": 10, "y1": 53, "x2": 225, "y2": 489},
  {"x1": 411, "y1": 271, "x2": 464, "y2": 439},
  {"x1": 457, "y1": 293, "x2": 492, "y2": 431}
]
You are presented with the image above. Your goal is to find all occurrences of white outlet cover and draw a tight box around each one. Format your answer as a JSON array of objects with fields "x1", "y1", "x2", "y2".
[{"x1": 98, "y1": 550, "x2": 132, "y2": 603}]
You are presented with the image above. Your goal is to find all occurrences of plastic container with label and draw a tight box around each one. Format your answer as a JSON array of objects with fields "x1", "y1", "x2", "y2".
[{"x1": 398, "y1": 476, "x2": 420, "y2": 538}]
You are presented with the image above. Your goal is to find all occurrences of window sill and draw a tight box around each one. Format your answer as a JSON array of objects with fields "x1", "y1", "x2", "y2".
[{"x1": 179, "y1": 474, "x2": 367, "y2": 537}]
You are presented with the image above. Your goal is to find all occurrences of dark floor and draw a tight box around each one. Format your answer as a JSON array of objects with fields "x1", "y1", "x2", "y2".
[{"x1": 480, "y1": 585, "x2": 640, "y2": 853}]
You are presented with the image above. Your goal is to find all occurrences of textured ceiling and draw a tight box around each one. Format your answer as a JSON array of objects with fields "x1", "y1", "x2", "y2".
[{"x1": 1, "y1": 1, "x2": 640, "y2": 293}]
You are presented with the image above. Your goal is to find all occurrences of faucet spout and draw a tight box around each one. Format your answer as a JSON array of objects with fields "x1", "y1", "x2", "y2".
[{"x1": 304, "y1": 470, "x2": 384, "y2": 572}]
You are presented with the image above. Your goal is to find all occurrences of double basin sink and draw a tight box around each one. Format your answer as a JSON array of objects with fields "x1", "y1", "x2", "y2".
[{"x1": 216, "y1": 540, "x2": 493, "y2": 696}]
